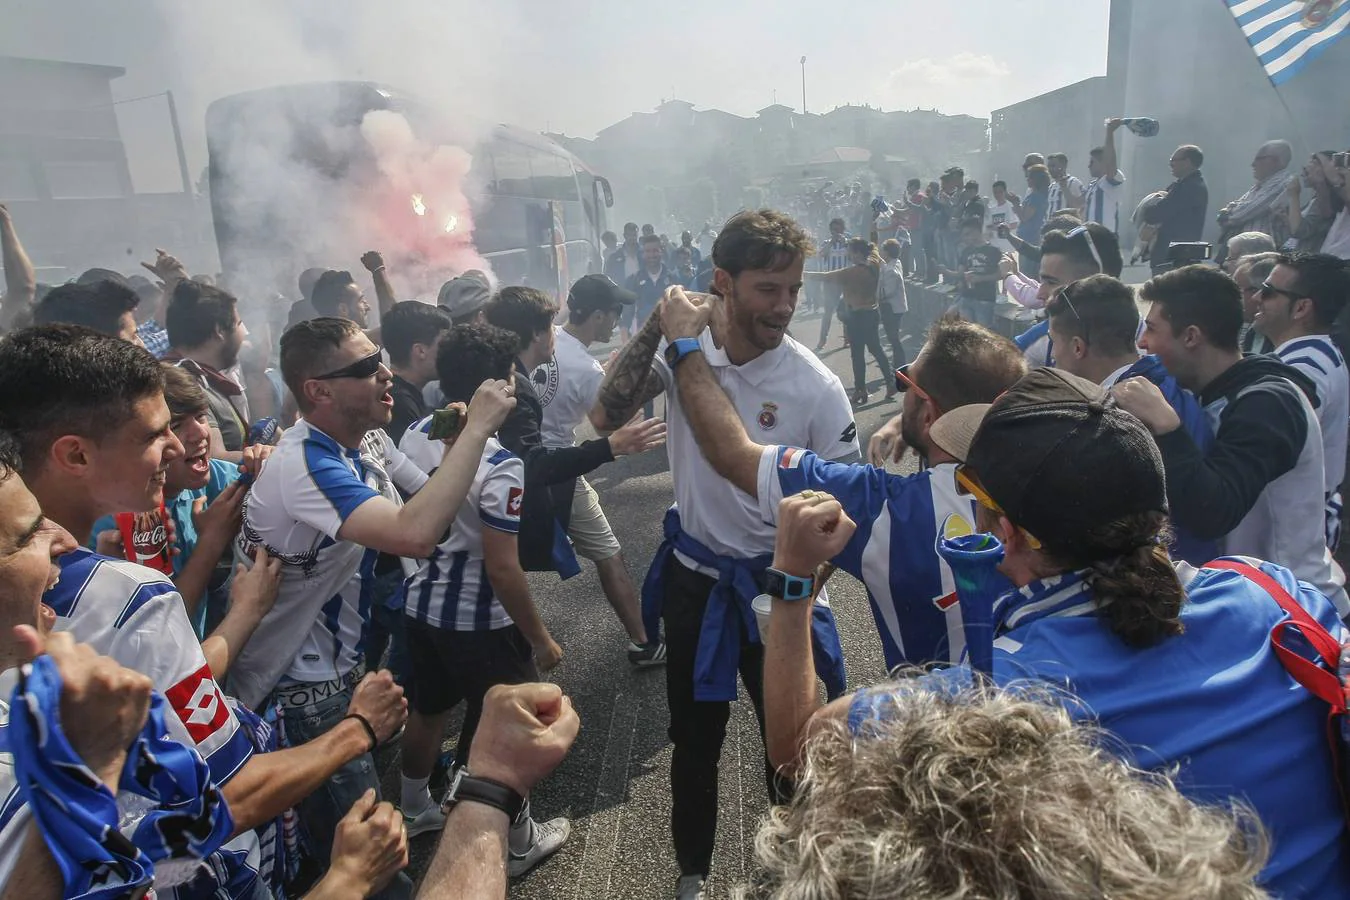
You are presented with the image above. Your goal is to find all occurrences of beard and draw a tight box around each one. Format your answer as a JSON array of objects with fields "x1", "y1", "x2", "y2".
[{"x1": 900, "y1": 410, "x2": 926, "y2": 462}]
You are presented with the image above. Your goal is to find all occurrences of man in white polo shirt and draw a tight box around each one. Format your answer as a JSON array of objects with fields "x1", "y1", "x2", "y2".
[
  {"x1": 533, "y1": 273, "x2": 664, "y2": 665},
  {"x1": 1252, "y1": 252, "x2": 1350, "y2": 549},
  {"x1": 231, "y1": 316, "x2": 516, "y2": 897},
  {"x1": 588, "y1": 209, "x2": 857, "y2": 900}
]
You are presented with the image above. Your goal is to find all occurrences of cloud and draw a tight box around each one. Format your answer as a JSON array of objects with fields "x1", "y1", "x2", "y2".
[
  {"x1": 889, "y1": 52, "x2": 1011, "y2": 89},
  {"x1": 883, "y1": 52, "x2": 1014, "y2": 116}
]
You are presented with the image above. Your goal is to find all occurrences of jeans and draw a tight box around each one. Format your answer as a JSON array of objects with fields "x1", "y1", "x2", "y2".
[
  {"x1": 816, "y1": 286, "x2": 843, "y2": 346},
  {"x1": 279, "y1": 680, "x2": 413, "y2": 900},
  {"x1": 843, "y1": 307, "x2": 891, "y2": 394},
  {"x1": 957, "y1": 297, "x2": 997, "y2": 329},
  {"x1": 662, "y1": 557, "x2": 789, "y2": 878},
  {"x1": 879, "y1": 305, "x2": 905, "y2": 367},
  {"x1": 364, "y1": 568, "x2": 410, "y2": 683}
]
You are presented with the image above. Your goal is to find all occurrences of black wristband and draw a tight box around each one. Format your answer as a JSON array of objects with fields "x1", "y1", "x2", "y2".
[{"x1": 344, "y1": 713, "x2": 378, "y2": 753}]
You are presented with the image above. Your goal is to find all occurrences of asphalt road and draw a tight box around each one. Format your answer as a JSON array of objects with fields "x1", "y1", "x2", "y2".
[{"x1": 376, "y1": 305, "x2": 915, "y2": 899}]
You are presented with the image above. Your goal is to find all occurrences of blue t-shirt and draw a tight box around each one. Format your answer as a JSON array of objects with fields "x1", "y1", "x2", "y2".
[
  {"x1": 852, "y1": 560, "x2": 1350, "y2": 897},
  {"x1": 91, "y1": 459, "x2": 243, "y2": 637},
  {"x1": 1017, "y1": 189, "x2": 1048, "y2": 242}
]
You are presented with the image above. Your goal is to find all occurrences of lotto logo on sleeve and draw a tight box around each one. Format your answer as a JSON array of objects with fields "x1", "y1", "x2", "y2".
[
  {"x1": 165, "y1": 665, "x2": 231, "y2": 744},
  {"x1": 507, "y1": 487, "x2": 524, "y2": 517}
]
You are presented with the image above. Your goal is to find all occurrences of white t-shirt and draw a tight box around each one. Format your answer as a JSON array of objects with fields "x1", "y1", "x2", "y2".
[
  {"x1": 983, "y1": 200, "x2": 1018, "y2": 253},
  {"x1": 656, "y1": 329, "x2": 858, "y2": 568},
  {"x1": 399, "y1": 427, "x2": 524, "y2": 631},
  {"x1": 534, "y1": 327, "x2": 605, "y2": 449},
  {"x1": 1081, "y1": 170, "x2": 1127, "y2": 234},
  {"x1": 231, "y1": 419, "x2": 428, "y2": 707}
]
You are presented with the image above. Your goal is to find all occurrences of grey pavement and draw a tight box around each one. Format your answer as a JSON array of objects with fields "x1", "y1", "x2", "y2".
[{"x1": 377, "y1": 305, "x2": 914, "y2": 899}]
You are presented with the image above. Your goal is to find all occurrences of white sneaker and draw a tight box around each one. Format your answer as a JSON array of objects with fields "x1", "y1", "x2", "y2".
[
  {"x1": 507, "y1": 816, "x2": 571, "y2": 877},
  {"x1": 675, "y1": 875, "x2": 706, "y2": 900},
  {"x1": 402, "y1": 803, "x2": 446, "y2": 839}
]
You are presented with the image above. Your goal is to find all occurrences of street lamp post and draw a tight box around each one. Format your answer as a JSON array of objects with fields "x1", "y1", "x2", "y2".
[{"x1": 800, "y1": 56, "x2": 807, "y2": 114}]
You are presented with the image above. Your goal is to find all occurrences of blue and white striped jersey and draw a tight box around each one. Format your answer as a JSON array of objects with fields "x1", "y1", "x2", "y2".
[
  {"x1": 399, "y1": 421, "x2": 523, "y2": 631},
  {"x1": 1275, "y1": 335, "x2": 1348, "y2": 546},
  {"x1": 756, "y1": 446, "x2": 1006, "y2": 669},
  {"x1": 231, "y1": 419, "x2": 428, "y2": 708},
  {"x1": 25, "y1": 549, "x2": 263, "y2": 899}
]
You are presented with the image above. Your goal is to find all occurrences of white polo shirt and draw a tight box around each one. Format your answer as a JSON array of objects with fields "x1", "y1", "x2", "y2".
[
  {"x1": 400, "y1": 424, "x2": 523, "y2": 630},
  {"x1": 1081, "y1": 169, "x2": 1127, "y2": 234},
  {"x1": 657, "y1": 329, "x2": 858, "y2": 567},
  {"x1": 534, "y1": 327, "x2": 606, "y2": 449},
  {"x1": 230, "y1": 419, "x2": 428, "y2": 708}
]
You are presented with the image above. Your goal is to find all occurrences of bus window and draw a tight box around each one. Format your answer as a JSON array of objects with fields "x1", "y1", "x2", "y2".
[
  {"x1": 529, "y1": 153, "x2": 580, "y2": 203},
  {"x1": 492, "y1": 142, "x2": 532, "y2": 197}
]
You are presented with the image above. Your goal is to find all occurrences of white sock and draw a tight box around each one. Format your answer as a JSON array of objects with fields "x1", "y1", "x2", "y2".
[{"x1": 401, "y1": 775, "x2": 431, "y2": 816}]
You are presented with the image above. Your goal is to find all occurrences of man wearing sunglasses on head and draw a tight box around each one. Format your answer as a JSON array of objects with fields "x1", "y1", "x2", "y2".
[
  {"x1": 1007, "y1": 222, "x2": 1122, "y2": 370},
  {"x1": 1250, "y1": 253, "x2": 1350, "y2": 550},
  {"x1": 1115, "y1": 266, "x2": 1349, "y2": 618},
  {"x1": 1045, "y1": 274, "x2": 1215, "y2": 565},
  {"x1": 760, "y1": 368, "x2": 1350, "y2": 898},
  {"x1": 228, "y1": 317, "x2": 518, "y2": 897},
  {"x1": 662, "y1": 286, "x2": 1025, "y2": 673}
]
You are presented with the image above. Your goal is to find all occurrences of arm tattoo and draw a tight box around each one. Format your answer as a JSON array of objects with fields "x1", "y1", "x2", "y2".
[{"x1": 594, "y1": 311, "x2": 666, "y2": 431}]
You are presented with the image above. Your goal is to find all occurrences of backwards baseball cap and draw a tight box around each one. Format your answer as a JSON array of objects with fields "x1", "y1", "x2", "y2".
[
  {"x1": 437, "y1": 270, "x2": 492, "y2": 319},
  {"x1": 568, "y1": 274, "x2": 635, "y2": 313},
  {"x1": 961, "y1": 368, "x2": 1167, "y2": 556}
]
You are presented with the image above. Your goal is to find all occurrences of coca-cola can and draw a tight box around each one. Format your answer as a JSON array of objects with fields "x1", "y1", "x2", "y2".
[{"x1": 115, "y1": 507, "x2": 174, "y2": 574}]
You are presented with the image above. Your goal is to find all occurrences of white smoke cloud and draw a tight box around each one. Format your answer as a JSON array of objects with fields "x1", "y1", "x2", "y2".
[{"x1": 137, "y1": 0, "x2": 525, "y2": 306}]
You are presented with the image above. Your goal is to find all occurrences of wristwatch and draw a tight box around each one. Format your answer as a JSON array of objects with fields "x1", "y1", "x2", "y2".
[
  {"x1": 444, "y1": 767, "x2": 525, "y2": 820},
  {"x1": 764, "y1": 566, "x2": 815, "y2": 602},
  {"x1": 664, "y1": 337, "x2": 703, "y2": 368}
]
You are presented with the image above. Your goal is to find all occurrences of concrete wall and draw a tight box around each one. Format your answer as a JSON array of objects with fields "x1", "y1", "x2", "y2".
[{"x1": 1114, "y1": 0, "x2": 1350, "y2": 245}]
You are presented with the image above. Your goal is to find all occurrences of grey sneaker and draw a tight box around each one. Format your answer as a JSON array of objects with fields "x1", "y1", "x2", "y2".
[
  {"x1": 507, "y1": 816, "x2": 571, "y2": 877},
  {"x1": 627, "y1": 639, "x2": 668, "y2": 667},
  {"x1": 401, "y1": 802, "x2": 446, "y2": 839},
  {"x1": 675, "y1": 875, "x2": 706, "y2": 900}
]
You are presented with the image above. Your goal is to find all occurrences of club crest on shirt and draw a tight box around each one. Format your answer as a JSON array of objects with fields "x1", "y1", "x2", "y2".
[
  {"x1": 758, "y1": 402, "x2": 779, "y2": 430},
  {"x1": 532, "y1": 358, "x2": 560, "y2": 407},
  {"x1": 1302, "y1": 0, "x2": 1335, "y2": 28}
]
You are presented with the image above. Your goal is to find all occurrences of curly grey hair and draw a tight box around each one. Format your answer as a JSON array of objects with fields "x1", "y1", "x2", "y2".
[{"x1": 741, "y1": 683, "x2": 1270, "y2": 900}]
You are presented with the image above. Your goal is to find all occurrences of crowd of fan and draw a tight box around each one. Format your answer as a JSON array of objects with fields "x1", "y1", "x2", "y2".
[{"x1": 0, "y1": 126, "x2": 1349, "y2": 900}]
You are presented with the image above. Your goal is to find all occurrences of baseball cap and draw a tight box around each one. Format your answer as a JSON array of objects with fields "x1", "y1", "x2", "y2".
[
  {"x1": 76, "y1": 267, "x2": 130, "y2": 287},
  {"x1": 963, "y1": 368, "x2": 1167, "y2": 556},
  {"x1": 928, "y1": 404, "x2": 991, "y2": 462},
  {"x1": 567, "y1": 274, "x2": 636, "y2": 314},
  {"x1": 437, "y1": 270, "x2": 492, "y2": 319}
]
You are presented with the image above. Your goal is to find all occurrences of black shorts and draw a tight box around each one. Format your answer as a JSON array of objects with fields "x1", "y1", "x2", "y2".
[{"x1": 403, "y1": 619, "x2": 538, "y2": 716}]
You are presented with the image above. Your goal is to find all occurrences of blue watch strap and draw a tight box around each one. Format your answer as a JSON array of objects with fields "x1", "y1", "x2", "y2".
[
  {"x1": 765, "y1": 566, "x2": 815, "y2": 602},
  {"x1": 668, "y1": 337, "x2": 703, "y2": 365}
]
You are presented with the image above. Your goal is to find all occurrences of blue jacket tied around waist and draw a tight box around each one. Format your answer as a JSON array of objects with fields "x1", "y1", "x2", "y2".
[{"x1": 641, "y1": 507, "x2": 847, "y2": 702}]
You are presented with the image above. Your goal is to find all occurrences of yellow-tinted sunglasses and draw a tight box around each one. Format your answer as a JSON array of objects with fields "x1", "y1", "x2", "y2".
[{"x1": 955, "y1": 464, "x2": 1042, "y2": 550}]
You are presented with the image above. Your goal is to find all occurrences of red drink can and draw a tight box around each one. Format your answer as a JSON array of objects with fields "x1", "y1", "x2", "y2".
[{"x1": 114, "y1": 507, "x2": 174, "y2": 575}]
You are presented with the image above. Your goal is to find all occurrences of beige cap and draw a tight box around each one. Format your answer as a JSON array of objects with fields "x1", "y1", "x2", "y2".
[{"x1": 928, "y1": 403, "x2": 992, "y2": 462}]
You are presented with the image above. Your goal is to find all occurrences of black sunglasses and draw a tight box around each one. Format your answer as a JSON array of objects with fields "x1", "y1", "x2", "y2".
[
  {"x1": 313, "y1": 349, "x2": 384, "y2": 381},
  {"x1": 1259, "y1": 281, "x2": 1311, "y2": 302}
]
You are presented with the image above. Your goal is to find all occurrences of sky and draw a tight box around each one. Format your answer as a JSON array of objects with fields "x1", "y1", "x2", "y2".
[{"x1": 3, "y1": 0, "x2": 1111, "y2": 192}]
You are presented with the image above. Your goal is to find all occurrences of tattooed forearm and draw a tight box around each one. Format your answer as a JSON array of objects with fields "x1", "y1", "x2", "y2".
[{"x1": 589, "y1": 310, "x2": 667, "y2": 432}]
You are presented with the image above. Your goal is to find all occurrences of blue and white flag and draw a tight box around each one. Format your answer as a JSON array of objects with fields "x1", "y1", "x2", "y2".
[{"x1": 1225, "y1": 0, "x2": 1350, "y2": 84}]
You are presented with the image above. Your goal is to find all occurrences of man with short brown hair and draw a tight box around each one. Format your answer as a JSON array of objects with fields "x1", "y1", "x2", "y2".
[{"x1": 590, "y1": 208, "x2": 856, "y2": 900}]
